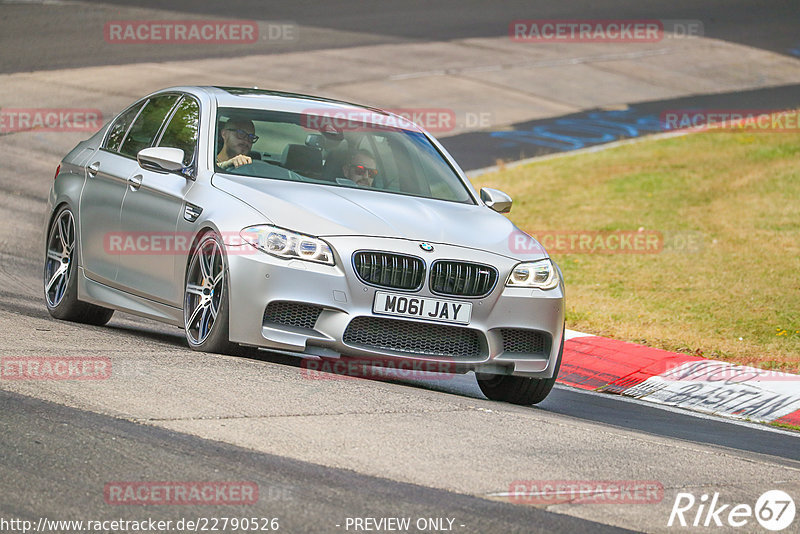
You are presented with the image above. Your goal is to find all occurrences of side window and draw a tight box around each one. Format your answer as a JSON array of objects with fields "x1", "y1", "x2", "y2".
[
  {"x1": 158, "y1": 97, "x2": 200, "y2": 167},
  {"x1": 119, "y1": 94, "x2": 179, "y2": 159},
  {"x1": 104, "y1": 101, "x2": 145, "y2": 153}
]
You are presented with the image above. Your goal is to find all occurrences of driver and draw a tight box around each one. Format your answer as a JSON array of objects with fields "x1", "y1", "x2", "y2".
[
  {"x1": 342, "y1": 150, "x2": 378, "y2": 187},
  {"x1": 216, "y1": 117, "x2": 258, "y2": 170}
]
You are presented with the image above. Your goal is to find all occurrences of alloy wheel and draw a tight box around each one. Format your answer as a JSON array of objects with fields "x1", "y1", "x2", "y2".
[
  {"x1": 44, "y1": 209, "x2": 75, "y2": 307},
  {"x1": 184, "y1": 236, "x2": 225, "y2": 345}
]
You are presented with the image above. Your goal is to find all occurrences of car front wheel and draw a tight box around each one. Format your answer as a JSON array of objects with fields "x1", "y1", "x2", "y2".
[
  {"x1": 183, "y1": 231, "x2": 240, "y2": 354},
  {"x1": 477, "y1": 328, "x2": 564, "y2": 405}
]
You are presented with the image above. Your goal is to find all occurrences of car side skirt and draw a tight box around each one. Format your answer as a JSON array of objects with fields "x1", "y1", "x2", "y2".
[{"x1": 78, "y1": 267, "x2": 183, "y2": 326}]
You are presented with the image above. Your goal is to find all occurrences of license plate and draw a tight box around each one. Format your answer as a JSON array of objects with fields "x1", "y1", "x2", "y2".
[{"x1": 372, "y1": 291, "x2": 472, "y2": 325}]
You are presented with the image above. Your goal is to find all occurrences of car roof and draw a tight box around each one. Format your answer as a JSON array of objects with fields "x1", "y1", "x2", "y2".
[{"x1": 161, "y1": 86, "x2": 423, "y2": 133}]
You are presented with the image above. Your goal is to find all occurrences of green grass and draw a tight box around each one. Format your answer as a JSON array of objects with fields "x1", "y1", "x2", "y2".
[
  {"x1": 770, "y1": 421, "x2": 800, "y2": 432},
  {"x1": 473, "y1": 128, "x2": 800, "y2": 372}
]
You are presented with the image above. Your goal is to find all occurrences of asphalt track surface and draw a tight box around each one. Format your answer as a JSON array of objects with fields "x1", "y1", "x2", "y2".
[
  {"x1": 1, "y1": 2, "x2": 800, "y2": 533},
  {"x1": 1, "y1": 0, "x2": 798, "y2": 73},
  {"x1": 4, "y1": 0, "x2": 799, "y2": 171},
  {"x1": 1, "y1": 390, "x2": 632, "y2": 534},
  {"x1": 445, "y1": 83, "x2": 800, "y2": 170}
]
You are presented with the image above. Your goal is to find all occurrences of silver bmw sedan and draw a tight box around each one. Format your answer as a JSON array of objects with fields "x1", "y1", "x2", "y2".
[{"x1": 44, "y1": 86, "x2": 565, "y2": 405}]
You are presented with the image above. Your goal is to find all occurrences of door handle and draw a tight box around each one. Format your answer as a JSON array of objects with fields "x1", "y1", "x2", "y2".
[
  {"x1": 87, "y1": 161, "x2": 100, "y2": 178},
  {"x1": 128, "y1": 174, "x2": 143, "y2": 191}
]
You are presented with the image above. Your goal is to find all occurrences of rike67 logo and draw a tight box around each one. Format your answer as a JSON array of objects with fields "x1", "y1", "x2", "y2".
[{"x1": 668, "y1": 490, "x2": 795, "y2": 531}]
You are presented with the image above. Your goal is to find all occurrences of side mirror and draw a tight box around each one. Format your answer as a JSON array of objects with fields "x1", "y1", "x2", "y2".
[
  {"x1": 480, "y1": 187, "x2": 512, "y2": 213},
  {"x1": 137, "y1": 147, "x2": 185, "y2": 174}
]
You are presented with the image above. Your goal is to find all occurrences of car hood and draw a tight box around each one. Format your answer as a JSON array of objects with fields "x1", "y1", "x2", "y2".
[{"x1": 213, "y1": 175, "x2": 547, "y2": 260}]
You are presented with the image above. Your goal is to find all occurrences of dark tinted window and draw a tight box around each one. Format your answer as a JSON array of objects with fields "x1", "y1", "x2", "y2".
[
  {"x1": 119, "y1": 94, "x2": 179, "y2": 158},
  {"x1": 104, "y1": 100, "x2": 145, "y2": 153},
  {"x1": 216, "y1": 107, "x2": 473, "y2": 204},
  {"x1": 158, "y1": 97, "x2": 200, "y2": 167}
]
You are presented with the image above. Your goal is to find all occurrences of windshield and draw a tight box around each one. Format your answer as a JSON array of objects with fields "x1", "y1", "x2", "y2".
[{"x1": 214, "y1": 107, "x2": 474, "y2": 203}]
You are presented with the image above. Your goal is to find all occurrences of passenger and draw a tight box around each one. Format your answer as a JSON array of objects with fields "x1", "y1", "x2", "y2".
[
  {"x1": 342, "y1": 150, "x2": 378, "y2": 187},
  {"x1": 216, "y1": 117, "x2": 258, "y2": 170}
]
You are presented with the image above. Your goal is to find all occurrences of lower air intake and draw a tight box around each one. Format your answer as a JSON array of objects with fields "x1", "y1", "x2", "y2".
[
  {"x1": 500, "y1": 328, "x2": 549, "y2": 355},
  {"x1": 263, "y1": 301, "x2": 323, "y2": 330},
  {"x1": 343, "y1": 316, "x2": 483, "y2": 360}
]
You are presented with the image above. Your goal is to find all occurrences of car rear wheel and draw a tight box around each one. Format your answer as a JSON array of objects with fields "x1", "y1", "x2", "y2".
[
  {"x1": 44, "y1": 206, "x2": 114, "y2": 325},
  {"x1": 183, "y1": 231, "x2": 240, "y2": 354},
  {"x1": 477, "y1": 327, "x2": 564, "y2": 405}
]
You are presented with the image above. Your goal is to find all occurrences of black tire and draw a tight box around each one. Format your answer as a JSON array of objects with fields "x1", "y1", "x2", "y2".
[
  {"x1": 477, "y1": 327, "x2": 565, "y2": 405},
  {"x1": 44, "y1": 206, "x2": 114, "y2": 326},
  {"x1": 183, "y1": 231, "x2": 241, "y2": 355}
]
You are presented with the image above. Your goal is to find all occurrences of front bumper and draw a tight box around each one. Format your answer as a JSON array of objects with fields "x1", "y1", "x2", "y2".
[{"x1": 226, "y1": 236, "x2": 564, "y2": 378}]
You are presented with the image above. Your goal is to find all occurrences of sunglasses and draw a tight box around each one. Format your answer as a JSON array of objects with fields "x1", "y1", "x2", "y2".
[
  {"x1": 351, "y1": 165, "x2": 378, "y2": 178},
  {"x1": 225, "y1": 128, "x2": 258, "y2": 143}
]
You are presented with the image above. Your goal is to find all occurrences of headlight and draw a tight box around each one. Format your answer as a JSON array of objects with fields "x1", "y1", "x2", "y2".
[
  {"x1": 240, "y1": 225, "x2": 334, "y2": 265},
  {"x1": 506, "y1": 259, "x2": 559, "y2": 290}
]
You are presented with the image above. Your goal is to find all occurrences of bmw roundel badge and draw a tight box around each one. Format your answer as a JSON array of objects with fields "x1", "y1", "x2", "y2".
[{"x1": 419, "y1": 243, "x2": 434, "y2": 252}]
